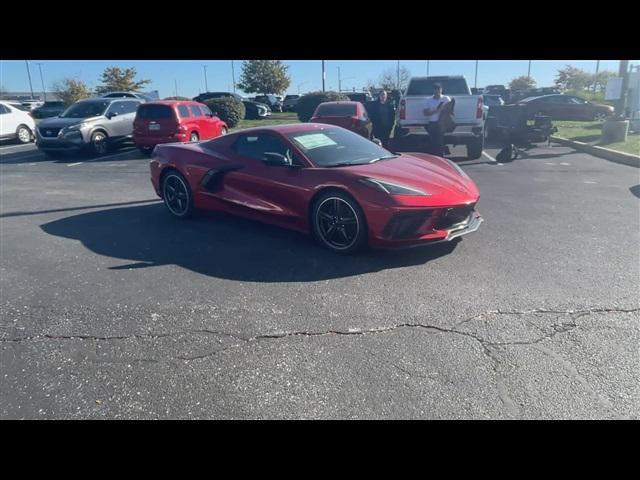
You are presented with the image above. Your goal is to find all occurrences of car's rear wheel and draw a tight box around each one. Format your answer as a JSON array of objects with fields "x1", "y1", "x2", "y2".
[
  {"x1": 593, "y1": 112, "x2": 607, "y2": 121},
  {"x1": 312, "y1": 191, "x2": 367, "y2": 254},
  {"x1": 189, "y1": 132, "x2": 199, "y2": 142},
  {"x1": 16, "y1": 125, "x2": 33, "y2": 144},
  {"x1": 90, "y1": 131, "x2": 108, "y2": 156},
  {"x1": 220, "y1": 127, "x2": 227, "y2": 136},
  {"x1": 467, "y1": 135, "x2": 484, "y2": 160},
  {"x1": 162, "y1": 171, "x2": 193, "y2": 218}
]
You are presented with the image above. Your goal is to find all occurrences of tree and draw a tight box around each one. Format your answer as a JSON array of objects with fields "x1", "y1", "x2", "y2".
[
  {"x1": 95, "y1": 66, "x2": 151, "y2": 94},
  {"x1": 554, "y1": 65, "x2": 592, "y2": 91},
  {"x1": 53, "y1": 78, "x2": 91, "y2": 105},
  {"x1": 237, "y1": 60, "x2": 291, "y2": 95},
  {"x1": 591, "y1": 70, "x2": 616, "y2": 93},
  {"x1": 379, "y1": 66, "x2": 411, "y2": 91},
  {"x1": 509, "y1": 76, "x2": 537, "y2": 91}
]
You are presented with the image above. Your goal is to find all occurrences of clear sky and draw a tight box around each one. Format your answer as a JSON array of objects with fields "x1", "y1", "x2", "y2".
[{"x1": 1, "y1": 60, "x2": 635, "y2": 98}]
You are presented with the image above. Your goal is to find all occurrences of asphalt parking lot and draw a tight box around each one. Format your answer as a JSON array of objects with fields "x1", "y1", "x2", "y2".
[{"x1": 1, "y1": 140, "x2": 639, "y2": 419}]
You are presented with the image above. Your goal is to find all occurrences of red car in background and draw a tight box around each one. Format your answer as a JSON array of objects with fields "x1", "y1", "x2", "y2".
[
  {"x1": 149, "y1": 123, "x2": 482, "y2": 253},
  {"x1": 133, "y1": 100, "x2": 227, "y2": 154},
  {"x1": 311, "y1": 101, "x2": 372, "y2": 139}
]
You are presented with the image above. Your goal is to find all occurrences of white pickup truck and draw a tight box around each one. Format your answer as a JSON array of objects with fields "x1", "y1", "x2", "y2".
[{"x1": 395, "y1": 76, "x2": 486, "y2": 159}]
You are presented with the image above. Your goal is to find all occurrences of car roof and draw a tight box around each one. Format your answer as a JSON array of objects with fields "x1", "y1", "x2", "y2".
[
  {"x1": 78, "y1": 97, "x2": 140, "y2": 103},
  {"x1": 141, "y1": 100, "x2": 200, "y2": 106},
  {"x1": 318, "y1": 101, "x2": 360, "y2": 105}
]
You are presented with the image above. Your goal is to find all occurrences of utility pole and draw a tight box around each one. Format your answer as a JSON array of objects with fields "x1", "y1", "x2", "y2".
[
  {"x1": 25, "y1": 60, "x2": 35, "y2": 99},
  {"x1": 231, "y1": 61, "x2": 236, "y2": 94},
  {"x1": 36, "y1": 62, "x2": 46, "y2": 101},
  {"x1": 322, "y1": 60, "x2": 326, "y2": 92},
  {"x1": 527, "y1": 60, "x2": 532, "y2": 79},
  {"x1": 174, "y1": 79, "x2": 178, "y2": 98},
  {"x1": 337, "y1": 67, "x2": 341, "y2": 92},
  {"x1": 474, "y1": 60, "x2": 479, "y2": 89},
  {"x1": 615, "y1": 60, "x2": 630, "y2": 117},
  {"x1": 203, "y1": 65, "x2": 208, "y2": 92},
  {"x1": 427, "y1": 60, "x2": 430, "y2": 76},
  {"x1": 594, "y1": 60, "x2": 600, "y2": 93},
  {"x1": 397, "y1": 60, "x2": 401, "y2": 90}
]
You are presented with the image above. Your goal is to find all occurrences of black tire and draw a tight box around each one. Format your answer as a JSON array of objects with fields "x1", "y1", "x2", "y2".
[
  {"x1": 162, "y1": 170, "x2": 194, "y2": 218},
  {"x1": 138, "y1": 146, "x2": 153, "y2": 156},
  {"x1": 312, "y1": 190, "x2": 367, "y2": 254},
  {"x1": 90, "y1": 131, "x2": 108, "y2": 156},
  {"x1": 16, "y1": 124, "x2": 33, "y2": 144},
  {"x1": 467, "y1": 136, "x2": 484, "y2": 160},
  {"x1": 189, "y1": 132, "x2": 199, "y2": 142}
]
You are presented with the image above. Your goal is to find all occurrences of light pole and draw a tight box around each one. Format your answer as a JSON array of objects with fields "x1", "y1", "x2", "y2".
[
  {"x1": 231, "y1": 61, "x2": 236, "y2": 94},
  {"x1": 337, "y1": 67, "x2": 341, "y2": 92},
  {"x1": 397, "y1": 60, "x2": 401, "y2": 90},
  {"x1": 527, "y1": 60, "x2": 532, "y2": 79},
  {"x1": 203, "y1": 65, "x2": 208, "y2": 92},
  {"x1": 474, "y1": 60, "x2": 479, "y2": 89},
  {"x1": 427, "y1": 60, "x2": 430, "y2": 76},
  {"x1": 25, "y1": 60, "x2": 35, "y2": 99},
  {"x1": 322, "y1": 60, "x2": 326, "y2": 92},
  {"x1": 36, "y1": 62, "x2": 46, "y2": 101},
  {"x1": 174, "y1": 79, "x2": 178, "y2": 98},
  {"x1": 594, "y1": 60, "x2": 600, "y2": 93}
]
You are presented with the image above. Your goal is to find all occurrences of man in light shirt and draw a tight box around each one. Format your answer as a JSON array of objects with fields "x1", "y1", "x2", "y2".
[{"x1": 423, "y1": 83, "x2": 451, "y2": 156}]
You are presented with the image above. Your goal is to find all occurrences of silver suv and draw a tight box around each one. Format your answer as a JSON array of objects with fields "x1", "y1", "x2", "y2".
[{"x1": 35, "y1": 97, "x2": 142, "y2": 156}]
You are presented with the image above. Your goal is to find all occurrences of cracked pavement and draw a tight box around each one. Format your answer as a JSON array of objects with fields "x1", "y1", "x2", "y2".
[{"x1": 1, "y1": 143, "x2": 639, "y2": 419}]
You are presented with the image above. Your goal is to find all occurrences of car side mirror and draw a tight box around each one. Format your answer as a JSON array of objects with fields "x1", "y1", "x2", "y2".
[
  {"x1": 264, "y1": 152, "x2": 291, "y2": 166},
  {"x1": 107, "y1": 111, "x2": 119, "y2": 119}
]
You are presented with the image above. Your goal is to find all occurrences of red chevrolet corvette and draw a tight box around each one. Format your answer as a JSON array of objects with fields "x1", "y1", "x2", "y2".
[{"x1": 149, "y1": 123, "x2": 482, "y2": 253}]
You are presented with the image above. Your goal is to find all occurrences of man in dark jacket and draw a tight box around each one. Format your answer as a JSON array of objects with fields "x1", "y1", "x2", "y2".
[{"x1": 369, "y1": 90, "x2": 396, "y2": 149}]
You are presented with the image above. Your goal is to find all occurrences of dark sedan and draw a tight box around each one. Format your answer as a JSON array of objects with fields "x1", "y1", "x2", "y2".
[
  {"x1": 518, "y1": 94, "x2": 614, "y2": 121},
  {"x1": 31, "y1": 101, "x2": 67, "y2": 119}
]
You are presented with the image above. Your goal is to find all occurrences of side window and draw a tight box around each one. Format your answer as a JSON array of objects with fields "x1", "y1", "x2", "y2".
[
  {"x1": 178, "y1": 105, "x2": 190, "y2": 118},
  {"x1": 233, "y1": 134, "x2": 295, "y2": 164},
  {"x1": 201, "y1": 105, "x2": 213, "y2": 116},
  {"x1": 190, "y1": 105, "x2": 203, "y2": 117},
  {"x1": 121, "y1": 101, "x2": 140, "y2": 114},
  {"x1": 361, "y1": 105, "x2": 369, "y2": 121},
  {"x1": 0, "y1": 105, "x2": 9, "y2": 114}
]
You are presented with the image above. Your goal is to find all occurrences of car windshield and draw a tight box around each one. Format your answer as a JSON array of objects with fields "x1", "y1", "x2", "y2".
[
  {"x1": 407, "y1": 78, "x2": 470, "y2": 95},
  {"x1": 315, "y1": 103, "x2": 357, "y2": 116},
  {"x1": 287, "y1": 127, "x2": 392, "y2": 167},
  {"x1": 60, "y1": 101, "x2": 110, "y2": 118}
]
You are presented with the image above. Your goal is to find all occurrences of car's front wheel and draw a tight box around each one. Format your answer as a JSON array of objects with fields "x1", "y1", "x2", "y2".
[
  {"x1": 16, "y1": 125, "x2": 33, "y2": 144},
  {"x1": 90, "y1": 131, "x2": 108, "y2": 156},
  {"x1": 593, "y1": 112, "x2": 608, "y2": 121},
  {"x1": 312, "y1": 191, "x2": 367, "y2": 254},
  {"x1": 162, "y1": 171, "x2": 194, "y2": 218},
  {"x1": 467, "y1": 135, "x2": 484, "y2": 160}
]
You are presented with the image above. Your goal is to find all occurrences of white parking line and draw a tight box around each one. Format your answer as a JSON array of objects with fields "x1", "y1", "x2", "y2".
[{"x1": 482, "y1": 151, "x2": 502, "y2": 165}]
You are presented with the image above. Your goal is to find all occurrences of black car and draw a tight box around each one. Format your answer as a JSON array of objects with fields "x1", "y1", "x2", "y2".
[
  {"x1": 193, "y1": 92, "x2": 271, "y2": 120},
  {"x1": 31, "y1": 101, "x2": 67, "y2": 119},
  {"x1": 253, "y1": 95, "x2": 283, "y2": 113}
]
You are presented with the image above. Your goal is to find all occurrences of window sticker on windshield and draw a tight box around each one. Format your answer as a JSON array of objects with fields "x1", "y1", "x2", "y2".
[{"x1": 293, "y1": 133, "x2": 337, "y2": 150}]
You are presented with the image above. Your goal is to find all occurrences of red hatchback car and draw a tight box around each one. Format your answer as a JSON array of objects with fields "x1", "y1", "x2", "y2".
[
  {"x1": 133, "y1": 100, "x2": 227, "y2": 154},
  {"x1": 150, "y1": 123, "x2": 482, "y2": 253},
  {"x1": 311, "y1": 101, "x2": 372, "y2": 139}
]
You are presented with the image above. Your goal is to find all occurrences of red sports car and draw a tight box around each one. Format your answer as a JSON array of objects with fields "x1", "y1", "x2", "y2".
[{"x1": 149, "y1": 123, "x2": 482, "y2": 253}]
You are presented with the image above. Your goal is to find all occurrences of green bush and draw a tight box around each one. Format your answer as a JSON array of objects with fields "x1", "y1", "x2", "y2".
[
  {"x1": 204, "y1": 97, "x2": 245, "y2": 128},
  {"x1": 296, "y1": 91, "x2": 350, "y2": 122},
  {"x1": 164, "y1": 96, "x2": 191, "y2": 101},
  {"x1": 564, "y1": 90, "x2": 613, "y2": 106}
]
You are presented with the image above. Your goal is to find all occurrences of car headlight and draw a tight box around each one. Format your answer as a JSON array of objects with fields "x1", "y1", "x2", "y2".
[
  {"x1": 61, "y1": 123, "x2": 87, "y2": 135},
  {"x1": 446, "y1": 159, "x2": 469, "y2": 179},
  {"x1": 359, "y1": 178, "x2": 428, "y2": 196}
]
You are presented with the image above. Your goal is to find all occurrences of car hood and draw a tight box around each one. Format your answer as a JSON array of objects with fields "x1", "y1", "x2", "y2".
[
  {"x1": 342, "y1": 153, "x2": 480, "y2": 205},
  {"x1": 38, "y1": 116, "x2": 102, "y2": 128}
]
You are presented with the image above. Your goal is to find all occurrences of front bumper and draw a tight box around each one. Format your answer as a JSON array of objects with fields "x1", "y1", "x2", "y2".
[{"x1": 368, "y1": 205, "x2": 483, "y2": 249}]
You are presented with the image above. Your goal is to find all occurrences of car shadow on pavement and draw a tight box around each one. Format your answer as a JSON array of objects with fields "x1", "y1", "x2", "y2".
[
  {"x1": 40, "y1": 203, "x2": 459, "y2": 282},
  {"x1": 630, "y1": 185, "x2": 640, "y2": 199}
]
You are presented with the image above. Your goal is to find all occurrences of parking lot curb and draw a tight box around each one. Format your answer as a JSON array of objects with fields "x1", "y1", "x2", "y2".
[{"x1": 551, "y1": 136, "x2": 640, "y2": 168}]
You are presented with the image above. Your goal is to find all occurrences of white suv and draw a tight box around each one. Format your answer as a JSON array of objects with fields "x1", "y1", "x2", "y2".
[{"x1": 0, "y1": 101, "x2": 36, "y2": 144}]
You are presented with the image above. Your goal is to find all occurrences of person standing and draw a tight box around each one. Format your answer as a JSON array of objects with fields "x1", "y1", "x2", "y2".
[
  {"x1": 423, "y1": 83, "x2": 451, "y2": 157},
  {"x1": 369, "y1": 90, "x2": 396, "y2": 149}
]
